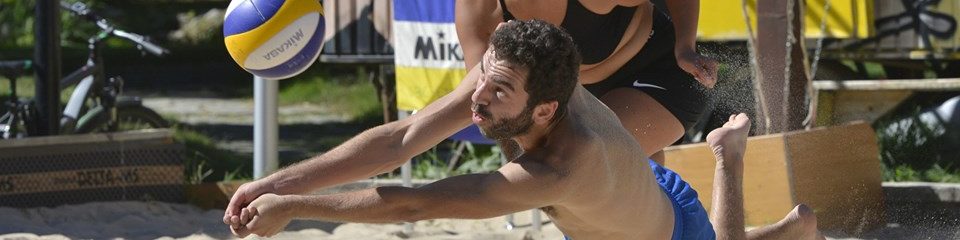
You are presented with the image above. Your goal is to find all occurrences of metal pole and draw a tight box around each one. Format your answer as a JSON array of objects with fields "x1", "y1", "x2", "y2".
[
  {"x1": 502, "y1": 151, "x2": 515, "y2": 230},
  {"x1": 254, "y1": 76, "x2": 279, "y2": 179},
  {"x1": 531, "y1": 208, "x2": 541, "y2": 232},
  {"x1": 398, "y1": 110, "x2": 414, "y2": 234},
  {"x1": 34, "y1": 0, "x2": 61, "y2": 136}
]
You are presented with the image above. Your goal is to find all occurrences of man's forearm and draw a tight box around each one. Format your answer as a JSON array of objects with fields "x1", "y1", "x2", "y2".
[
  {"x1": 282, "y1": 173, "x2": 521, "y2": 223},
  {"x1": 265, "y1": 124, "x2": 410, "y2": 195},
  {"x1": 286, "y1": 187, "x2": 422, "y2": 223},
  {"x1": 665, "y1": 0, "x2": 700, "y2": 51}
]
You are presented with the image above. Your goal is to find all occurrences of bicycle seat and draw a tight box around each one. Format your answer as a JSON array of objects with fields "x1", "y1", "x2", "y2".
[{"x1": 0, "y1": 60, "x2": 32, "y2": 80}]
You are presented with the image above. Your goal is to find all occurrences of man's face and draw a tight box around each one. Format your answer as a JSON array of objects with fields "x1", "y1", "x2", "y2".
[{"x1": 471, "y1": 49, "x2": 534, "y2": 140}]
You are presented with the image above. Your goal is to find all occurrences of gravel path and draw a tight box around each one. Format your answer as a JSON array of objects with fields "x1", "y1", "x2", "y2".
[
  {"x1": 142, "y1": 97, "x2": 359, "y2": 160},
  {"x1": 142, "y1": 98, "x2": 350, "y2": 125}
]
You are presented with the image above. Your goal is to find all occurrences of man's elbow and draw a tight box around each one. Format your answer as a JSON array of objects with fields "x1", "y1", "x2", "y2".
[{"x1": 364, "y1": 122, "x2": 414, "y2": 174}]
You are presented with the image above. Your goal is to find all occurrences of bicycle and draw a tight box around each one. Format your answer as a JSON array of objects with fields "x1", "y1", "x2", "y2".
[
  {"x1": 0, "y1": 60, "x2": 37, "y2": 139},
  {"x1": 0, "y1": 1, "x2": 168, "y2": 139}
]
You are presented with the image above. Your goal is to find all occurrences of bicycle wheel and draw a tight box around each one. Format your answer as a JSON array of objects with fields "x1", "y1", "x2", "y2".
[
  {"x1": 0, "y1": 102, "x2": 37, "y2": 139},
  {"x1": 110, "y1": 105, "x2": 169, "y2": 131}
]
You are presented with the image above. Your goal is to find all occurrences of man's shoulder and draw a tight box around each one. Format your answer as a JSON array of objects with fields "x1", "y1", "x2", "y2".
[{"x1": 545, "y1": 124, "x2": 605, "y2": 161}]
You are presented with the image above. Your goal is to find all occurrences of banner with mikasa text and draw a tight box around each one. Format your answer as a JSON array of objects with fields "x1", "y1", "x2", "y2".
[{"x1": 393, "y1": 0, "x2": 466, "y2": 111}]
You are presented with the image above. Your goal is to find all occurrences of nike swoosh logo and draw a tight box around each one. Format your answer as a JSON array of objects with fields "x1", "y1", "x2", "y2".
[{"x1": 633, "y1": 81, "x2": 667, "y2": 91}]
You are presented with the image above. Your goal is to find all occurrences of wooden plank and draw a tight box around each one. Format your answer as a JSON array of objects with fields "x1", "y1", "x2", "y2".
[
  {"x1": 0, "y1": 166, "x2": 183, "y2": 196},
  {"x1": 812, "y1": 78, "x2": 960, "y2": 125},
  {"x1": 354, "y1": 0, "x2": 374, "y2": 54},
  {"x1": 372, "y1": 0, "x2": 393, "y2": 51},
  {"x1": 815, "y1": 90, "x2": 836, "y2": 126},
  {"x1": 321, "y1": 0, "x2": 338, "y2": 53},
  {"x1": 831, "y1": 90, "x2": 911, "y2": 124},
  {"x1": 335, "y1": 0, "x2": 356, "y2": 54},
  {"x1": 812, "y1": 78, "x2": 960, "y2": 91},
  {"x1": 0, "y1": 129, "x2": 172, "y2": 148},
  {"x1": 785, "y1": 122, "x2": 884, "y2": 233},
  {"x1": 0, "y1": 130, "x2": 185, "y2": 207},
  {"x1": 665, "y1": 123, "x2": 886, "y2": 232},
  {"x1": 665, "y1": 134, "x2": 795, "y2": 226}
]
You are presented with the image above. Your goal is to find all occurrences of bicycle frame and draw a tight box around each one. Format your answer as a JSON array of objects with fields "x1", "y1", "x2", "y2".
[
  {"x1": 1, "y1": 1, "x2": 167, "y2": 139},
  {"x1": 60, "y1": 33, "x2": 123, "y2": 134}
]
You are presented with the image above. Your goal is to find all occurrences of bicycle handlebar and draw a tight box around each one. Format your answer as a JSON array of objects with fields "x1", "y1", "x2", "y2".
[
  {"x1": 60, "y1": 0, "x2": 169, "y2": 57},
  {"x1": 113, "y1": 30, "x2": 169, "y2": 56},
  {"x1": 60, "y1": 1, "x2": 101, "y2": 23}
]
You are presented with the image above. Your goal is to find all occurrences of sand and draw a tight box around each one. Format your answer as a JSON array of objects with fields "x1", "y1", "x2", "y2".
[
  {"x1": 0, "y1": 201, "x2": 562, "y2": 240},
  {"x1": 1, "y1": 200, "x2": 958, "y2": 240}
]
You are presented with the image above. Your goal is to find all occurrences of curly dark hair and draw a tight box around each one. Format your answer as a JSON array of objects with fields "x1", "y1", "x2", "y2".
[{"x1": 490, "y1": 19, "x2": 581, "y2": 122}]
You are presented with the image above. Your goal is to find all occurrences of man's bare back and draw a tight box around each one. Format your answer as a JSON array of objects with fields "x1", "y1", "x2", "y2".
[{"x1": 529, "y1": 86, "x2": 676, "y2": 239}]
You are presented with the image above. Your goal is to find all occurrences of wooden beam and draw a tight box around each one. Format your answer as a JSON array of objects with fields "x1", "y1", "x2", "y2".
[
  {"x1": 813, "y1": 78, "x2": 960, "y2": 91},
  {"x1": 755, "y1": 0, "x2": 812, "y2": 134},
  {"x1": 811, "y1": 78, "x2": 960, "y2": 125}
]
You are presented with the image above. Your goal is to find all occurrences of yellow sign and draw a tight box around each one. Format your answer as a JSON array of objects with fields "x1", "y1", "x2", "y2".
[{"x1": 697, "y1": 0, "x2": 873, "y2": 40}]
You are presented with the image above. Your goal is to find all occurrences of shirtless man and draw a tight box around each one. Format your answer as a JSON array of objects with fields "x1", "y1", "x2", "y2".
[{"x1": 223, "y1": 20, "x2": 821, "y2": 240}]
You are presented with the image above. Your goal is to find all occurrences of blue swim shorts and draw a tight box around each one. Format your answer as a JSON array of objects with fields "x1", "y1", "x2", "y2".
[
  {"x1": 649, "y1": 159, "x2": 716, "y2": 240},
  {"x1": 564, "y1": 160, "x2": 715, "y2": 240}
]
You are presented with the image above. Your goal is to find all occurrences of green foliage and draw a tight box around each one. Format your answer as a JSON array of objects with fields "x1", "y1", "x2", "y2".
[
  {"x1": 876, "y1": 105, "x2": 945, "y2": 171},
  {"x1": 172, "y1": 122, "x2": 252, "y2": 183},
  {"x1": 278, "y1": 67, "x2": 382, "y2": 121},
  {"x1": 167, "y1": 8, "x2": 224, "y2": 45},
  {"x1": 924, "y1": 164, "x2": 960, "y2": 183},
  {"x1": 2, "y1": 0, "x2": 226, "y2": 49},
  {"x1": 412, "y1": 148, "x2": 450, "y2": 179},
  {"x1": 884, "y1": 164, "x2": 960, "y2": 183},
  {"x1": 885, "y1": 164, "x2": 921, "y2": 182},
  {"x1": 410, "y1": 142, "x2": 503, "y2": 180},
  {"x1": 0, "y1": 0, "x2": 101, "y2": 48},
  {"x1": 187, "y1": 161, "x2": 213, "y2": 184},
  {"x1": 454, "y1": 142, "x2": 502, "y2": 174},
  {"x1": 874, "y1": 94, "x2": 960, "y2": 183}
]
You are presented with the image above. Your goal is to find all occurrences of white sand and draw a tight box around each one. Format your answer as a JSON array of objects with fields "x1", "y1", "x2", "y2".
[
  {"x1": 1, "y1": 201, "x2": 958, "y2": 240},
  {"x1": 0, "y1": 201, "x2": 562, "y2": 240}
]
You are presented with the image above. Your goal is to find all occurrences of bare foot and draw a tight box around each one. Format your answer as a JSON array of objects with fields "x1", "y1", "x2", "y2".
[
  {"x1": 706, "y1": 113, "x2": 751, "y2": 163},
  {"x1": 747, "y1": 204, "x2": 825, "y2": 240},
  {"x1": 781, "y1": 204, "x2": 825, "y2": 240}
]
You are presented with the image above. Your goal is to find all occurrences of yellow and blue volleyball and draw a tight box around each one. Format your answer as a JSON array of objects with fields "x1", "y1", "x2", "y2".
[{"x1": 223, "y1": 0, "x2": 325, "y2": 80}]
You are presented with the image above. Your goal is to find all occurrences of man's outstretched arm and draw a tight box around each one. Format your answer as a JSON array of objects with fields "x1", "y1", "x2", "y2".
[
  {"x1": 225, "y1": 66, "x2": 483, "y2": 228},
  {"x1": 295, "y1": 158, "x2": 570, "y2": 223},
  {"x1": 238, "y1": 156, "x2": 574, "y2": 238}
]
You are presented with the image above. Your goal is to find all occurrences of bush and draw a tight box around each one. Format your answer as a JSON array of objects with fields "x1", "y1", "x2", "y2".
[{"x1": 875, "y1": 93, "x2": 960, "y2": 182}]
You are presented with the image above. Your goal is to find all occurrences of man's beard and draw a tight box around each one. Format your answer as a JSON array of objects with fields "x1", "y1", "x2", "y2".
[{"x1": 474, "y1": 104, "x2": 535, "y2": 140}]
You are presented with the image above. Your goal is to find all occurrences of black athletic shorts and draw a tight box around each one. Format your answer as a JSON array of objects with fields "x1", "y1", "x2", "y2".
[{"x1": 583, "y1": 7, "x2": 709, "y2": 130}]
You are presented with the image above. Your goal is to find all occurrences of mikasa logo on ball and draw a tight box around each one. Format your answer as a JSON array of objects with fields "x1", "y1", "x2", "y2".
[
  {"x1": 244, "y1": 13, "x2": 319, "y2": 70},
  {"x1": 263, "y1": 28, "x2": 305, "y2": 61}
]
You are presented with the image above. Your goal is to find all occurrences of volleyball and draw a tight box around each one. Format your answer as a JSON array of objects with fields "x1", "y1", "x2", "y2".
[{"x1": 223, "y1": 0, "x2": 325, "y2": 80}]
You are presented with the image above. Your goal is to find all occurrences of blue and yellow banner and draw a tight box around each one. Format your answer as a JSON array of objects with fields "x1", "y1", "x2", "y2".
[{"x1": 393, "y1": 0, "x2": 466, "y2": 111}]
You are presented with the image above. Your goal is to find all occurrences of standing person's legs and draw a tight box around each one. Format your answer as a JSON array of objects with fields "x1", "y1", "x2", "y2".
[
  {"x1": 706, "y1": 113, "x2": 823, "y2": 240},
  {"x1": 601, "y1": 88, "x2": 684, "y2": 164}
]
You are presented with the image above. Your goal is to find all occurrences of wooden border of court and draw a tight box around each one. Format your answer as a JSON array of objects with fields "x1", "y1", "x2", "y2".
[
  {"x1": 0, "y1": 129, "x2": 185, "y2": 207},
  {"x1": 664, "y1": 121, "x2": 885, "y2": 235}
]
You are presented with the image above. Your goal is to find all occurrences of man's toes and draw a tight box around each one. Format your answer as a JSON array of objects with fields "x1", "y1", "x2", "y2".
[
  {"x1": 795, "y1": 204, "x2": 818, "y2": 228},
  {"x1": 787, "y1": 204, "x2": 819, "y2": 236}
]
